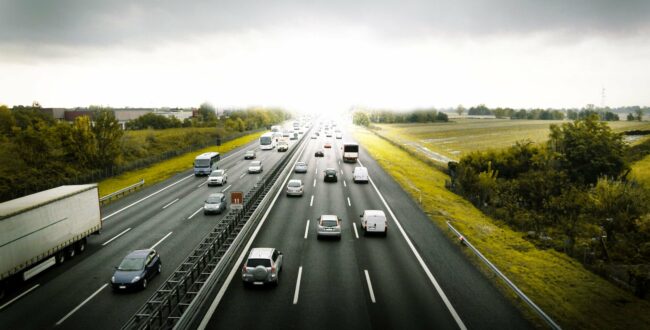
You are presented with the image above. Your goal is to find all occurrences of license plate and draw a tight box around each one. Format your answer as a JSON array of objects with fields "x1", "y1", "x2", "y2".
[
  {"x1": 119, "y1": 285, "x2": 126, "y2": 289},
  {"x1": 253, "y1": 281, "x2": 263, "y2": 285}
]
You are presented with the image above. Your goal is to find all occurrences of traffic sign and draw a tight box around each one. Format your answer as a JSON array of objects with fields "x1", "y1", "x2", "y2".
[{"x1": 230, "y1": 191, "x2": 243, "y2": 209}]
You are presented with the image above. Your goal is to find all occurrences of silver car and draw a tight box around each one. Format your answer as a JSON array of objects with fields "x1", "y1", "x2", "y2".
[
  {"x1": 204, "y1": 193, "x2": 226, "y2": 215},
  {"x1": 294, "y1": 161, "x2": 308, "y2": 173},
  {"x1": 207, "y1": 169, "x2": 227, "y2": 186},
  {"x1": 317, "y1": 215, "x2": 342, "y2": 239},
  {"x1": 286, "y1": 179, "x2": 304, "y2": 197},
  {"x1": 241, "y1": 248, "x2": 283, "y2": 287},
  {"x1": 248, "y1": 160, "x2": 263, "y2": 173}
]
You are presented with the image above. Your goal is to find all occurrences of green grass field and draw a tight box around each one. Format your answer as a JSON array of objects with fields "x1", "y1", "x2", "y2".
[
  {"x1": 631, "y1": 154, "x2": 650, "y2": 189},
  {"x1": 97, "y1": 132, "x2": 263, "y2": 197},
  {"x1": 375, "y1": 119, "x2": 650, "y2": 161},
  {"x1": 352, "y1": 125, "x2": 650, "y2": 330}
]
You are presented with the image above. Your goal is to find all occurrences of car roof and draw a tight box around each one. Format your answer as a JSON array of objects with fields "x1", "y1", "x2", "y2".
[
  {"x1": 211, "y1": 169, "x2": 224, "y2": 174},
  {"x1": 296, "y1": 161, "x2": 306, "y2": 165},
  {"x1": 208, "y1": 193, "x2": 224, "y2": 199},
  {"x1": 288, "y1": 179, "x2": 302, "y2": 184},
  {"x1": 127, "y1": 249, "x2": 153, "y2": 258},
  {"x1": 248, "y1": 247, "x2": 275, "y2": 259},
  {"x1": 320, "y1": 214, "x2": 338, "y2": 221},
  {"x1": 326, "y1": 168, "x2": 336, "y2": 171},
  {"x1": 250, "y1": 160, "x2": 261, "y2": 164},
  {"x1": 246, "y1": 150, "x2": 254, "y2": 153},
  {"x1": 364, "y1": 210, "x2": 385, "y2": 217}
]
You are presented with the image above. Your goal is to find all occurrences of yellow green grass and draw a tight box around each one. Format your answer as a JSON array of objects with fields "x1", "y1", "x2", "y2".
[
  {"x1": 97, "y1": 132, "x2": 263, "y2": 197},
  {"x1": 352, "y1": 127, "x2": 650, "y2": 330},
  {"x1": 375, "y1": 119, "x2": 650, "y2": 161},
  {"x1": 631, "y1": 154, "x2": 650, "y2": 189}
]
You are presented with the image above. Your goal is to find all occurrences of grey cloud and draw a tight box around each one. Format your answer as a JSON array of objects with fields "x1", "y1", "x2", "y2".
[{"x1": 1, "y1": 0, "x2": 649, "y2": 53}]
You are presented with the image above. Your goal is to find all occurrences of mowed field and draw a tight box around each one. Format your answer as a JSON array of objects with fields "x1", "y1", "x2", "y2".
[{"x1": 375, "y1": 119, "x2": 650, "y2": 161}]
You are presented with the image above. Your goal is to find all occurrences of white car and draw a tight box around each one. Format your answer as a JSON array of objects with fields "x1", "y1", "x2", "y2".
[
  {"x1": 286, "y1": 179, "x2": 304, "y2": 197},
  {"x1": 248, "y1": 161, "x2": 263, "y2": 173},
  {"x1": 207, "y1": 169, "x2": 227, "y2": 186},
  {"x1": 335, "y1": 133, "x2": 342, "y2": 139},
  {"x1": 360, "y1": 210, "x2": 388, "y2": 236},
  {"x1": 241, "y1": 248, "x2": 283, "y2": 287},
  {"x1": 353, "y1": 167, "x2": 368, "y2": 183},
  {"x1": 317, "y1": 214, "x2": 342, "y2": 239}
]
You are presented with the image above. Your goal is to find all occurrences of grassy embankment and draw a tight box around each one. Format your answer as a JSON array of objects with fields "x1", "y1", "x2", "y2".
[
  {"x1": 98, "y1": 132, "x2": 263, "y2": 197},
  {"x1": 631, "y1": 154, "x2": 650, "y2": 189},
  {"x1": 352, "y1": 126, "x2": 650, "y2": 330}
]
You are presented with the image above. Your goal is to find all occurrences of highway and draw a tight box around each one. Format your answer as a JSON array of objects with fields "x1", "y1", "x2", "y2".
[
  {"x1": 0, "y1": 124, "x2": 532, "y2": 330},
  {"x1": 0, "y1": 133, "x2": 300, "y2": 329}
]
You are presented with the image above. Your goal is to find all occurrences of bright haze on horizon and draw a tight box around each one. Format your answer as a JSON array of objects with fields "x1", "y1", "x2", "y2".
[{"x1": 1, "y1": 0, "x2": 649, "y2": 113}]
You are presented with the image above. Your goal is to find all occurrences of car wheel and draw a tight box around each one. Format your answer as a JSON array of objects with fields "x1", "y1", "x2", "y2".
[
  {"x1": 67, "y1": 246, "x2": 76, "y2": 258},
  {"x1": 363, "y1": 228, "x2": 368, "y2": 236},
  {"x1": 142, "y1": 278, "x2": 147, "y2": 289}
]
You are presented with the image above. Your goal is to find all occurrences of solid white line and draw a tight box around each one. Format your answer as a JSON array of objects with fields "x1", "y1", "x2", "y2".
[
  {"x1": 240, "y1": 173, "x2": 246, "y2": 178},
  {"x1": 353, "y1": 222, "x2": 359, "y2": 239},
  {"x1": 55, "y1": 284, "x2": 108, "y2": 326},
  {"x1": 198, "y1": 181, "x2": 208, "y2": 188},
  {"x1": 101, "y1": 227, "x2": 132, "y2": 246},
  {"x1": 187, "y1": 207, "x2": 203, "y2": 220},
  {"x1": 198, "y1": 134, "x2": 310, "y2": 330},
  {"x1": 221, "y1": 184, "x2": 232, "y2": 193},
  {"x1": 304, "y1": 220, "x2": 310, "y2": 239},
  {"x1": 344, "y1": 180, "x2": 347, "y2": 187},
  {"x1": 347, "y1": 197, "x2": 351, "y2": 207},
  {"x1": 359, "y1": 160, "x2": 467, "y2": 330},
  {"x1": 313, "y1": 179, "x2": 316, "y2": 187},
  {"x1": 150, "y1": 231, "x2": 173, "y2": 250},
  {"x1": 162, "y1": 198, "x2": 179, "y2": 209},
  {"x1": 101, "y1": 174, "x2": 194, "y2": 221},
  {"x1": 0, "y1": 284, "x2": 40, "y2": 311},
  {"x1": 310, "y1": 195, "x2": 314, "y2": 207},
  {"x1": 293, "y1": 266, "x2": 303, "y2": 305},
  {"x1": 341, "y1": 169, "x2": 344, "y2": 175},
  {"x1": 364, "y1": 270, "x2": 376, "y2": 303}
]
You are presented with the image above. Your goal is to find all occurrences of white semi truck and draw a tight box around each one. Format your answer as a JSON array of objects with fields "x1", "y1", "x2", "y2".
[{"x1": 0, "y1": 184, "x2": 102, "y2": 299}]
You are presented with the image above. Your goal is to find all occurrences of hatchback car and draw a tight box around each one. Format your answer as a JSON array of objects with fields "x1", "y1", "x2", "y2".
[
  {"x1": 242, "y1": 248, "x2": 283, "y2": 287},
  {"x1": 286, "y1": 179, "x2": 304, "y2": 197},
  {"x1": 244, "y1": 150, "x2": 256, "y2": 159},
  {"x1": 248, "y1": 160, "x2": 263, "y2": 173},
  {"x1": 317, "y1": 215, "x2": 342, "y2": 239},
  {"x1": 324, "y1": 168, "x2": 338, "y2": 182},
  {"x1": 294, "y1": 161, "x2": 308, "y2": 173},
  {"x1": 111, "y1": 249, "x2": 161, "y2": 291},
  {"x1": 204, "y1": 193, "x2": 226, "y2": 214},
  {"x1": 207, "y1": 169, "x2": 227, "y2": 186},
  {"x1": 314, "y1": 150, "x2": 324, "y2": 157}
]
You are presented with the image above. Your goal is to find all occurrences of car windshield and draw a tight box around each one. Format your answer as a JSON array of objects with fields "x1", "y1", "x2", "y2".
[
  {"x1": 246, "y1": 258, "x2": 271, "y2": 267},
  {"x1": 250, "y1": 161, "x2": 261, "y2": 166},
  {"x1": 326, "y1": 170, "x2": 336, "y2": 175},
  {"x1": 118, "y1": 257, "x2": 145, "y2": 271},
  {"x1": 207, "y1": 194, "x2": 223, "y2": 203},
  {"x1": 321, "y1": 219, "x2": 338, "y2": 227},
  {"x1": 296, "y1": 162, "x2": 305, "y2": 166},
  {"x1": 288, "y1": 181, "x2": 301, "y2": 187},
  {"x1": 195, "y1": 159, "x2": 210, "y2": 167},
  {"x1": 211, "y1": 170, "x2": 224, "y2": 176},
  {"x1": 246, "y1": 151, "x2": 254, "y2": 155}
]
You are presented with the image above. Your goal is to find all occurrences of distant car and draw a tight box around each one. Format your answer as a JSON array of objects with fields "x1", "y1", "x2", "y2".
[
  {"x1": 286, "y1": 179, "x2": 304, "y2": 197},
  {"x1": 207, "y1": 169, "x2": 227, "y2": 186},
  {"x1": 335, "y1": 133, "x2": 342, "y2": 139},
  {"x1": 242, "y1": 248, "x2": 283, "y2": 287},
  {"x1": 278, "y1": 143, "x2": 288, "y2": 152},
  {"x1": 360, "y1": 210, "x2": 388, "y2": 236},
  {"x1": 294, "y1": 161, "x2": 308, "y2": 173},
  {"x1": 244, "y1": 150, "x2": 256, "y2": 159},
  {"x1": 311, "y1": 134, "x2": 317, "y2": 139},
  {"x1": 248, "y1": 160, "x2": 263, "y2": 173},
  {"x1": 353, "y1": 166, "x2": 369, "y2": 183},
  {"x1": 317, "y1": 215, "x2": 342, "y2": 239},
  {"x1": 314, "y1": 150, "x2": 324, "y2": 157},
  {"x1": 282, "y1": 131, "x2": 291, "y2": 137},
  {"x1": 324, "y1": 142, "x2": 332, "y2": 148},
  {"x1": 326, "y1": 132, "x2": 332, "y2": 137},
  {"x1": 111, "y1": 249, "x2": 161, "y2": 291},
  {"x1": 290, "y1": 132, "x2": 298, "y2": 140},
  {"x1": 324, "y1": 168, "x2": 338, "y2": 182},
  {"x1": 204, "y1": 193, "x2": 226, "y2": 214}
]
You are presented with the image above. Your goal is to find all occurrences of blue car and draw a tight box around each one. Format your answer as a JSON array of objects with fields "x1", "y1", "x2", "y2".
[{"x1": 111, "y1": 249, "x2": 161, "y2": 291}]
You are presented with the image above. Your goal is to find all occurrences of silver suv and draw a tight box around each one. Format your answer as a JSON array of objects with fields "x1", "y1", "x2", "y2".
[
  {"x1": 317, "y1": 214, "x2": 342, "y2": 239},
  {"x1": 242, "y1": 248, "x2": 283, "y2": 287}
]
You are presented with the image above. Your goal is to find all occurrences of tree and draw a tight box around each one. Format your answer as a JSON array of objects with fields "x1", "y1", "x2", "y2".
[
  {"x1": 0, "y1": 105, "x2": 15, "y2": 137},
  {"x1": 456, "y1": 105, "x2": 465, "y2": 117},
  {"x1": 198, "y1": 102, "x2": 217, "y2": 123},
  {"x1": 93, "y1": 110, "x2": 123, "y2": 168},
  {"x1": 636, "y1": 108, "x2": 645, "y2": 121},
  {"x1": 627, "y1": 113, "x2": 636, "y2": 121},
  {"x1": 548, "y1": 115, "x2": 628, "y2": 185},
  {"x1": 353, "y1": 112, "x2": 370, "y2": 126}
]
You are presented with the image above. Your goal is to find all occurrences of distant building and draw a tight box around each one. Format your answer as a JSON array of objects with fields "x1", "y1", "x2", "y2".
[{"x1": 39, "y1": 108, "x2": 66, "y2": 120}]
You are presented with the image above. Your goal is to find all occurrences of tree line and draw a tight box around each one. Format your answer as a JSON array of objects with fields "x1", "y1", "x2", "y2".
[
  {"x1": 462, "y1": 104, "x2": 626, "y2": 121},
  {"x1": 447, "y1": 115, "x2": 650, "y2": 296},
  {"x1": 353, "y1": 109, "x2": 449, "y2": 126},
  {"x1": 0, "y1": 104, "x2": 290, "y2": 202}
]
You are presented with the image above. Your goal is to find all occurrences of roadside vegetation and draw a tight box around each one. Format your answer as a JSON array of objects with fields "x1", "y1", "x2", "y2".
[
  {"x1": 0, "y1": 104, "x2": 289, "y2": 202},
  {"x1": 352, "y1": 126, "x2": 650, "y2": 329}
]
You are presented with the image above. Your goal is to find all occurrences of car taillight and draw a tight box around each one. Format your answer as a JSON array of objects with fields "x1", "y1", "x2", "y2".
[
  {"x1": 271, "y1": 265, "x2": 276, "y2": 273},
  {"x1": 242, "y1": 265, "x2": 247, "y2": 272}
]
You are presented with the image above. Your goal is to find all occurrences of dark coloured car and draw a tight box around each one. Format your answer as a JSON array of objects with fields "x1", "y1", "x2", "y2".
[
  {"x1": 324, "y1": 168, "x2": 338, "y2": 182},
  {"x1": 244, "y1": 150, "x2": 256, "y2": 159},
  {"x1": 111, "y1": 249, "x2": 161, "y2": 291},
  {"x1": 314, "y1": 150, "x2": 324, "y2": 157}
]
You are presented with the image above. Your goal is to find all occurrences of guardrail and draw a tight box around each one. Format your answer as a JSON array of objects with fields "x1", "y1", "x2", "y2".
[
  {"x1": 446, "y1": 221, "x2": 561, "y2": 330},
  {"x1": 122, "y1": 129, "x2": 310, "y2": 330},
  {"x1": 99, "y1": 179, "x2": 145, "y2": 205}
]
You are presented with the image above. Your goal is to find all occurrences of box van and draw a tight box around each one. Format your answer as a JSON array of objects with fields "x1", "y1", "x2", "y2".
[
  {"x1": 353, "y1": 166, "x2": 369, "y2": 183},
  {"x1": 360, "y1": 210, "x2": 387, "y2": 236}
]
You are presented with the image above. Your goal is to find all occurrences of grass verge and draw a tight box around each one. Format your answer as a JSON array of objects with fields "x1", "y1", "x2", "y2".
[
  {"x1": 352, "y1": 126, "x2": 650, "y2": 330},
  {"x1": 97, "y1": 132, "x2": 263, "y2": 197},
  {"x1": 631, "y1": 154, "x2": 650, "y2": 189}
]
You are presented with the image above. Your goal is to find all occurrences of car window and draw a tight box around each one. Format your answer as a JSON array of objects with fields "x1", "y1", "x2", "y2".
[
  {"x1": 246, "y1": 258, "x2": 272, "y2": 267},
  {"x1": 118, "y1": 257, "x2": 145, "y2": 271},
  {"x1": 288, "y1": 181, "x2": 301, "y2": 187},
  {"x1": 321, "y1": 219, "x2": 338, "y2": 227},
  {"x1": 206, "y1": 196, "x2": 221, "y2": 203}
]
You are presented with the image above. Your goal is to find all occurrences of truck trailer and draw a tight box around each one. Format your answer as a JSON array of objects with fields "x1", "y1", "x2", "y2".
[{"x1": 0, "y1": 184, "x2": 102, "y2": 299}]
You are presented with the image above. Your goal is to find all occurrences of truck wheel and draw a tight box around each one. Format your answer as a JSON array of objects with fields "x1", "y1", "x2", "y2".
[
  {"x1": 67, "y1": 246, "x2": 76, "y2": 258},
  {"x1": 76, "y1": 238, "x2": 87, "y2": 253},
  {"x1": 56, "y1": 251, "x2": 66, "y2": 264}
]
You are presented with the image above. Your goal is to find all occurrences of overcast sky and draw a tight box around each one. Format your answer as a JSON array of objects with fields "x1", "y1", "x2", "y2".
[{"x1": 1, "y1": 0, "x2": 649, "y2": 112}]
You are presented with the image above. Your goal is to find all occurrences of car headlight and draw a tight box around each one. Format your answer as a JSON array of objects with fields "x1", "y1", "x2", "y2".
[
  {"x1": 111, "y1": 276, "x2": 115, "y2": 283},
  {"x1": 131, "y1": 276, "x2": 141, "y2": 283}
]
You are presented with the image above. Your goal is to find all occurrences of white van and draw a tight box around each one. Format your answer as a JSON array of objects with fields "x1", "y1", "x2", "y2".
[
  {"x1": 353, "y1": 166, "x2": 369, "y2": 183},
  {"x1": 360, "y1": 210, "x2": 388, "y2": 236}
]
